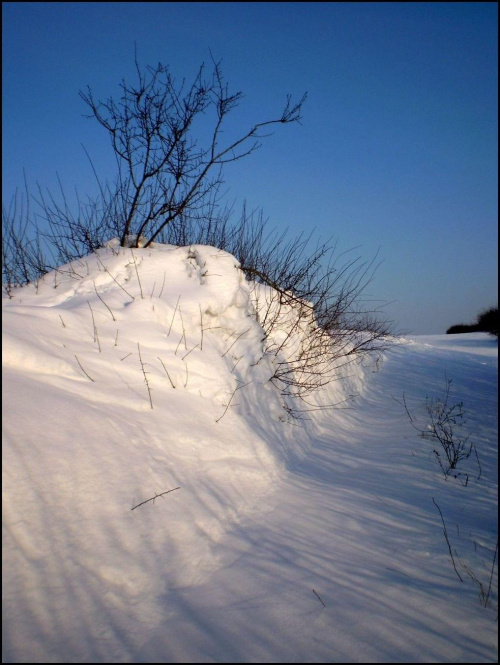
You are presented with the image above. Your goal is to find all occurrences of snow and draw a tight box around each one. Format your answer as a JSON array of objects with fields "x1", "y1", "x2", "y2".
[{"x1": 2, "y1": 243, "x2": 498, "y2": 663}]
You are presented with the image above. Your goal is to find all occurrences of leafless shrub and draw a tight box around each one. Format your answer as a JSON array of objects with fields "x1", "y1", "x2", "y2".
[
  {"x1": 163, "y1": 204, "x2": 394, "y2": 412},
  {"x1": 79, "y1": 51, "x2": 306, "y2": 248},
  {"x1": 227, "y1": 207, "x2": 394, "y2": 410},
  {"x1": 2, "y1": 183, "x2": 50, "y2": 293},
  {"x1": 398, "y1": 379, "x2": 480, "y2": 484}
]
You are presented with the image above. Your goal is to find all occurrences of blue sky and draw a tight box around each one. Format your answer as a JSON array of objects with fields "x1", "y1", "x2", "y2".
[{"x1": 2, "y1": 2, "x2": 498, "y2": 334}]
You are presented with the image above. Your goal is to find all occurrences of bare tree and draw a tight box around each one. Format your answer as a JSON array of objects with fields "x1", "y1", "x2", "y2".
[{"x1": 79, "y1": 53, "x2": 306, "y2": 248}]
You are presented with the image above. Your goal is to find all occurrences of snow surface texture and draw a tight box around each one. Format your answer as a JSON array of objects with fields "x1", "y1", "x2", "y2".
[{"x1": 2, "y1": 244, "x2": 498, "y2": 663}]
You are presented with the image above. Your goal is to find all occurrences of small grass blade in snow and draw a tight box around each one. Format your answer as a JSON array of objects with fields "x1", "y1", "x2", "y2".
[
  {"x1": 93, "y1": 281, "x2": 116, "y2": 321},
  {"x1": 137, "y1": 342, "x2": 153, "y2": 409},
  {"x1": 216, "y1": 381, "x2": 250, "y2": 423},
  {"x1": 432, "y1": 497, "x2": 463, "y2": 582},
  {"x1": 313, "y1": 589, "x2": 326, "y2": 607},
  {"x1": 182, "y1": 344, "x2": 199, "y2": 361},
  {"x1": 158, "y1": 270, "x2": 166, "y2": 298},
  {"x1": 221, "y1": 327, "x2": 251, "y2": 358},
  {"x1": 87, "y1": 300, "x2": 101, "y2": 351},
  {"x1": 168, "y1": 295, "x2": 181, "y2": 336},
  {"x1": 95, "y1": 255, "x2": 135, "y2": 301},
  {"x1": 74, "y1": 355, "x2": 95, "y2": 382},
  {"x1": 158, "y1": 357, "x2": 176, "y2": 388},
  {"x1": 131, "y1": 487, "x2": 180, "y2": 511},
  {"x1": 130, "y1": 249, "x2": 144, "y2": 299}
]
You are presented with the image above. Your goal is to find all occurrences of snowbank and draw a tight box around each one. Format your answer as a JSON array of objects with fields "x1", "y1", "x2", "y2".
[{"x1": 2, "y1": 244, "x2": 497, "y2": 662}]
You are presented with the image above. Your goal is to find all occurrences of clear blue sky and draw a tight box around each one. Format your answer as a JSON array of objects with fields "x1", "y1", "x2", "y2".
[{"x1": 2, "y1": 2, "x2": 498, "y2": 334}]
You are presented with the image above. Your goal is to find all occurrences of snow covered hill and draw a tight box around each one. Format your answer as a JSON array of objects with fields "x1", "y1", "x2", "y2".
[{"x1": 2, "y1": 243, "x2": 498, "y2": 662}]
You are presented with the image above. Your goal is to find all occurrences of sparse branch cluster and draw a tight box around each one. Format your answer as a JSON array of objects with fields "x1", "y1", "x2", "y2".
[
  {"x1": 398, "y1": 379, "x2": 480, "y2": 485},
  {"x1": 78, "y1": 54, "x2": 306, "y2": 248},
  {"x1": 158, "y1": 204, "x2": 394, "y2": 412}
]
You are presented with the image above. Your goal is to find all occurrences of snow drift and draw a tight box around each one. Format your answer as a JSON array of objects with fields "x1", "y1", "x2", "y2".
[{"x1": 2, "y1": 243, "x2": 498, "y2": 663}]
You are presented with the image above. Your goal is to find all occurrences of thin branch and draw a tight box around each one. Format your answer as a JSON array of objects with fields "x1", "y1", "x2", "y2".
[
  {"x1": 485, "y1": 540, "x2": 498, "y2": 607},
  {"x1": 137, "y1": 342, "x2": 153, "y2": 408},
  {"x1": 75, "y1": 355, "x2": 95, "y2": 382},
  {"x1": 182, "y1": 344, "x2": 199, "y2": 360},
  {"x1": 158, "y1": 356, "x2": 176, "y2": 388},
  {"x1": 94, "y1": 281, "x2": 116, "y2": 320},
  {"x1": 95, "y1": 255, "x2": 135, "y2": 300},
  {"x1": 130, "y1": 249, "x2": 144, "y2": 299},
  {"x1": 87, "y1": 300, "x2": 101, "y2": 352},
  {"x1": 216, "y1": 381, "x2": 250, "y2": 423},
  {"x1": 158, "y1": 270, "x2": 166, "y2": 298},
  {"x1": 313, "y1": 589, "x2": 326, "y2": 607},
  {"x1": 221, "y1": 327, "x2": 251, "y2": 358},
  {"x1": 432, "y1": 497, "x2": 463, "y2": 582},
  {"x1": 199, "y1": 304, "x2": 204, "y2": 350},
  {"x1": 168, "y1": 295, "x2": 181, "y2": 336},
  {"x1": 131, "y1": 487, "x2": 180, "y2": 510}
]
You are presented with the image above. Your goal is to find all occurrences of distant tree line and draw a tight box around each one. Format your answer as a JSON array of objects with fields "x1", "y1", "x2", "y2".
[{"x1": 447, "y1": 307, "x2": 498, "y2": 337}]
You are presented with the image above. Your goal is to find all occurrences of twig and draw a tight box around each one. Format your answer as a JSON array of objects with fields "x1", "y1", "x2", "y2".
[
  {"x1": 231, "y1": 355, "x2": 243, "y2": 373},
  {"x1": 75, "y1": 355, "x2": 95, "y2": 382},
  {"x1": 138, "y1": 342, "x2": 153, "y2": 409},
  {"x1": 199, "y1": 304, "x2": 204, "y2": 350},
  {"x1": 216, "y1": 381, "x2": 250, "y2": 422},
  {"x1": 461, "y1": 540, "x2": 500, "y2": 608},
  {"x1": 158, "y1": 270, "x2": 166, "y2": 298},
  {"x1": 94, "y1": 281, "x2": 116, "y2": 320},
  {"x1": 87, "y1": 300, "x2": 101, "y2": 352},
  {"x1": 130, "y1": 249, "x2": 144, "y2": 299},
  {"x1": 95, "y1": 255, "x2": 135, "y2": 300},
  {"x1": 178, "y1": 306, "x2": 187, "y2": 350},
  {"x1": 168, "y1": 295, "x2": 181, "y2": 336},
  {"x1": 432, "y1": 497, "x2": 463, "y2": 582},
  {"x1": 94, "y1": 282, "x2": 116, "y2": 321},
  {"x1": 182, "y1": 344, "x2": 199, "y2": 360},
  {"x1": 158, "y1": 356, "x2": 176, "y2": 388},
  {"x1": 313, "y1": 589, "x2": 326, "y2": 607},
  {"x1": 221, "y1": 327, "x2": 251, "y2": 358},
  {"x1": 473, "y1": 443, "x2": 482, "y2": 481},
  {"x1": 484, "y1": 540, "x2": 498, "y2": 608},
  {"x1": 131, "y1": 487, "x2": 180, "y2": 511},
  {"x1": 175, "y1": 331, "x2": 186, "y2": 356},
  {"x1": 59, "y1": 315, "x2": 66, "y2": 328},
  {"x1": 393, "y1": 392, "x2": 416, "y2": 425}
]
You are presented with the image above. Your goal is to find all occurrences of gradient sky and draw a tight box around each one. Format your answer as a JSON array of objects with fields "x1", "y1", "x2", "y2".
[{"x1": 3, "y1": 2, "x2": 498, "y2": 334}]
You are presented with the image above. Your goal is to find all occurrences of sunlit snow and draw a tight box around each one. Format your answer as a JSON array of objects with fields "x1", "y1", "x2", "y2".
[{"x1": 2, "y1": 243, "x2": 498, "y2": 663}]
